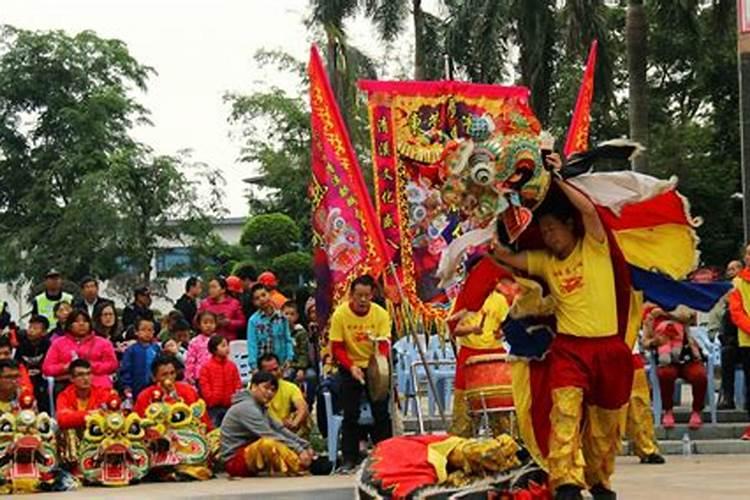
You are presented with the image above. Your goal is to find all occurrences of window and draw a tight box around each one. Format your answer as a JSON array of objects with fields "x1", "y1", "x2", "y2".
[{"x1": 156, "y1": 247, "x2": 193, "y2": 277}]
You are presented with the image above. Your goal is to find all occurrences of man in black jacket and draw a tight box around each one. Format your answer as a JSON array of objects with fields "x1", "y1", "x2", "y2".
[
  {"x1": 174, "y1": 276, "x2": 202, "y2": 326},
  {"x1": 718, "y1": 259, "x2": 743, "y2": 409},
  {"x1": 122, "y1": 286, "x2": 159, "y2": 336},
  {"x1": 73, "y1": 276, "x2": 113, "y2": 318}
]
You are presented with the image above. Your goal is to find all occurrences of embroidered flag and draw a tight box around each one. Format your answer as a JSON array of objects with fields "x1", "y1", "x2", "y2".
[
  {"x1": 563, "y1": 40, "x2": 598, "y2": 158},
  {"x1": 308, "y1": 45, "x2": 390, "y2": 323}
]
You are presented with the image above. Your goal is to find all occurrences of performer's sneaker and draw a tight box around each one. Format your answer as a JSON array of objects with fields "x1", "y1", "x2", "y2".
[
  {"x1": 336, "y1": 459, "x2": 359, "y2": 475},
  {"x1": 590, "y1": 484, "x2": 617, "y2": 500},
  {"x1": 640, "y1": 453, "x2": 666, "y2": 464},
  {"x1": 661, "y1": 410, "x2": 675, "y2": 429},
  {"x1": 688, "y1": 411, "x2": 703, "y2": 429},
  {"x1": 741, "y1": 426, "x2": 750, "y2": 441},
  {"x1": 554, "y1": 484, "x2": 583, "y2": 500}
]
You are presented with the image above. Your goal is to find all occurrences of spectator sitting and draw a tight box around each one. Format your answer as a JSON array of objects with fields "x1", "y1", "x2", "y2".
[
  {"x1": 247, "y1": 284, "x2": 294, "y2": 372},
  {"x1": 32, "y1": 269, "x2": 73, "y2": 330},
  {"x1": 197, "y1": 277, "x2": 246, "y2": 341},
  {"x1": 122, "y1": 286, "x2": 159, "y2": 337},
  {"x1": 0, "y1": 359, "x2": 31, "y2": 414},
  {"x1": 643, "y1": 304, "x2": 707, "y2": 430},
  {"x1": 162, "y1": 336, "x2": 187, "y2": 365},
  {"x1": 120, "y1": 318, "x2": 161, "y2": 400},
  {"x1": 283, "y1": 300, "x2": 317, "y2": 404},
  {"x1": 0, "y1": 335, "x2": 34, "y2": 399},
  {"x1": 49, "y1": 301, "x2": 73, "y2": 342},
  {"x1": 13, "y1": 315, "x2": 52, "y2": 413},
  {"x1": 73, "y1": 275, "x2": 113, "y2": 319},
  {"x1": 134, "y1": 355, "x2": 210, "y2": 427},
  {"x1": 257, "y1": 272, "x2": 287, "y2": 310},
  {"x1": 199, "y1": 335, "x2": 241, "y2": 427},
  {"x1": 259, "y1": 353, "x2": 310, "y2": 438},
  {"x1": 220, "y1": 371, "x2": 315, "y2": 477},
  {"x1": 175, "y1": 276, "x2": 202, "y2": 327},
  {"x1": 158, "y1": 309, "x2": 185, "y2": 343},
  {"x1": 93, "y1": 302, "x2": 132, "y2": 358},
  {"x1": 56, "y1": 359, "x2": 116, "y2": 431},
  {"x1": 42, "y1": 308, "x2": 119, "y2": 390},
  {"x1": 185, "y1": 311, "x2": 217, "y2": 384}
]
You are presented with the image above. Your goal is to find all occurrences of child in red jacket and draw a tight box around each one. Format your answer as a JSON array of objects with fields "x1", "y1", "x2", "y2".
[{"x1": 199, "y1": 335, "x2": 241, "y2": 426}]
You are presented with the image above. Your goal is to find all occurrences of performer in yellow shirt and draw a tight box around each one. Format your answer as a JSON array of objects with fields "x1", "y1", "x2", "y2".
[
  {"x1": 448, "y1": 286, "x2": 510, "y2": 437},
  {"x1": 329, "y1": 275, "x2": 392, "y2": 472},
  {"x1": 492, "y1": 155, "x2": 633, "y2": 500}
]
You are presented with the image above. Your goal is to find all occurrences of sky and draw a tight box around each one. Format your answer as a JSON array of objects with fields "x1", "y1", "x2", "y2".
[{"x1": 2, "y1": 0, "x2": 430, "y2": 216}]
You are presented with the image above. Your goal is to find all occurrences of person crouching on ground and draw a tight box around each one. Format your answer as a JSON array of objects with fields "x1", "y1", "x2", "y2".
[
  {"x1": 199, "y1": 335, "x2": 241, "y2": 427},
  {"x1": 220, "y1": 371, "x2": 315, "y2": 477},
  {"x1": 259, "y1": 353, "x2": 309, "y2": 437}
]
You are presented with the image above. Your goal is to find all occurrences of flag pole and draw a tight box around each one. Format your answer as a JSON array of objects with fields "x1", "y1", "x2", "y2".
[{"x1": 387, "y1": 262, "x2": 447, "y2": 429}]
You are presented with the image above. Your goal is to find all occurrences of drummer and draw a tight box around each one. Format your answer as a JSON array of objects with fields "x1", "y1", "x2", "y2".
[
  {"x1": 329, "y1": 274, "x2": 392, "y2": 473},
  {"x1": 448, "y1": 280, "x2": 513, "y2": 437}
]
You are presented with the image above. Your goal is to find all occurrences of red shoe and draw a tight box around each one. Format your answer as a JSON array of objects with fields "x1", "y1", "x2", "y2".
[
  {"x1": 661, "y1": 410, "x2": 675, "y2": 429},
  {"x1": 741, "y1": 426, "x2": 750, "y2": 441},
  {"x1": 688, "y1": 411, "x2": 702, "y2": 430}
]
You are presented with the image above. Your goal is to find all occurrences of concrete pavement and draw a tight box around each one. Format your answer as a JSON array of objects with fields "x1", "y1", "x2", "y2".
[{"x1": 28, "y1": 454, "x2": 750, "y2": 499}]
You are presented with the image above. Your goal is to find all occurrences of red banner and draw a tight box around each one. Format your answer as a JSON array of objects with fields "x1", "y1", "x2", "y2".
[
  {"x1": 308, "y1": 46, "x2": 390, "y2": 321},
  {"x1": 563, "y1": 40, "x2": 598, "y2": 158}
]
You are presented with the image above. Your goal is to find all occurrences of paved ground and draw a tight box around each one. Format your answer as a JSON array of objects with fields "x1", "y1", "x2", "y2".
[{"x1": 29, "y1": 454, "x2": 749, "y2": 499}]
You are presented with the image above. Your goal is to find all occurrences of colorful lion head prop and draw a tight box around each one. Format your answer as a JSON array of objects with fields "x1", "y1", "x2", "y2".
[
  {"x1": 0, "y1": 406, "x2": 58, "y2": 493},
  {"x1": 79, "y1": 406, "x2": 150, "y2": 486},
  {"x1": 143, "y1": 395, "x2": 213, "y2": 481}
]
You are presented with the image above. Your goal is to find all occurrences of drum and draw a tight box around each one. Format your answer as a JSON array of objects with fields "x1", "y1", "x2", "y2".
[{"x1": 463, "y1": 353, "x2": 513, "y2": 411}]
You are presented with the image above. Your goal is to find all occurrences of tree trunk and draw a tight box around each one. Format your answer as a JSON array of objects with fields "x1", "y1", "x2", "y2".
[
  {"x1": 413, "y1": 0, "x2": 425, "y2": 80},
  {"x1": 626, "y1": 0, "x2": 648, "y2": 172}
]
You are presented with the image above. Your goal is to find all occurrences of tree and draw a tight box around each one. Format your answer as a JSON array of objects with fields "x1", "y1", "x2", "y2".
[
  {"x1": 240, "y1": 212, "x2": 301, "y2": 262},
  {"x1": 271, "y1": 251, "x2": 314, "y2": 291},
  {"x1": 0, "y1": 27, "x2": 224, "y2": 285},
  {"x1": 626, "y1": 0, "x2": 648, "y2": 171}
]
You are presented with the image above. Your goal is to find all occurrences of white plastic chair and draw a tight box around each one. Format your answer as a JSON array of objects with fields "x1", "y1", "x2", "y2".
[{"x1": 229, "y1": 340, "x2": 251, "y2": 385}]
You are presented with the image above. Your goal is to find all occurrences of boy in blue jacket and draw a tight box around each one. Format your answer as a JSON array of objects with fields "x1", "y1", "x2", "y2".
[{"x1": 120, "y1": 317, "x2": 160, "y2": 400}]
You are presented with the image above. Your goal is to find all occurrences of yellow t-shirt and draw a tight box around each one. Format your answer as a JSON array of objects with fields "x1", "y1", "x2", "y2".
[
  {"x1": 329, "y1": 302, "x2": 391, "y2": 368},
  {"x1": 455, "y1": 292, "x2": 509, "y2": 350},
  {"x1": 267, "y1": 379, "x2": 304, "y2": 423},
  {"x1": 732, "y1": 277, "x2": 750, "y2": 347},
  {"x1": 527, "y1": 232, "x2": 617, "y2": 337}
]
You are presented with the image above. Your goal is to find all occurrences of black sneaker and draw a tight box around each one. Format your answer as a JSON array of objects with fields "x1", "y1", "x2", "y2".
[
  {"x1": 590, "y1": 484, "x2": 617, "y2": 500},
  {"x1": 336, "y1": 459, "x2": 359, "y2": 475},
  {"x1": 554, "y1": 484, "x2": 583, "y2": 500},
  {"x1": 640, "y1": 453, "x2": 666, "y2": 464},
  {"x1": 717, "y1": 398, "x2": 736, "y2": 410}
]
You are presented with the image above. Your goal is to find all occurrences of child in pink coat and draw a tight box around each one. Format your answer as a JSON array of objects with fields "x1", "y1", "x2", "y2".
[{"x1": 184, "y1": 311, "x2": 217, "y2": 384}]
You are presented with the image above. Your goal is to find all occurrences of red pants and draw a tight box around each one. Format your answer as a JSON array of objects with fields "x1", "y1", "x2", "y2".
[
  {"x1": 454, "y1": 345, "x2": 505, "y2": 390},
  {"x1": 657, "y1": 360, "x2": 707, "y2": 412},
  {"x1": 225, "y1": 447, "x2": 250, "y2": 477},
  {"x1": 548, "y1": 334, "x2": 633, "y2": 409}
]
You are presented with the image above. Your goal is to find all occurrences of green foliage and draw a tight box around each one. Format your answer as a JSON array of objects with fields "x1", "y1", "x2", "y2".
[
  {"x1": 271, "y1": 251, "x2": 313, "y2": 288},
  {"x1": 0, "y1": 26, "x2": 224, "y2": 284},
  {"x1": 240, "y1": 213, "x2": 301, "y2": 261}
]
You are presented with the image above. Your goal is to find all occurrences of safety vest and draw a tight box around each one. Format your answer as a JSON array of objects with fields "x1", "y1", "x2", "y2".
[{"x1": 34, "y1": 292, "x2": 73, "y2": 330}]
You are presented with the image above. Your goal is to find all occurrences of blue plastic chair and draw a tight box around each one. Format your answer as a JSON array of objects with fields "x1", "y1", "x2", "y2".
[{"x1": 323, "y1": 390, "x2": 376, "y2": 472}]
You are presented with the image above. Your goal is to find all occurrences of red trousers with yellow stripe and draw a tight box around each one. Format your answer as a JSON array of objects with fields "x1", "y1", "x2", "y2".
[{"x1": 547, "y1": 334, "x2": 633, "y2": 491}]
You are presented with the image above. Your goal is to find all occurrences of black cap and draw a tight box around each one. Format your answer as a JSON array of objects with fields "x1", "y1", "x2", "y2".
[
  {"x1": 134, "y1": 286, "x2": 150, "y2": 297},
  {"x1": 45, "y1": 269, "x2": 61, "y2": 278}
]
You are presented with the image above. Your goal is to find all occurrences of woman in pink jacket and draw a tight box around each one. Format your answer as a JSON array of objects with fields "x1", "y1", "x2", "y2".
[
  {"x1": 42, "y1": 308, "x2": 118, "y2": 389},
  {"x1": 197, "y1": 277, "x2": 246, "y2": 341}
]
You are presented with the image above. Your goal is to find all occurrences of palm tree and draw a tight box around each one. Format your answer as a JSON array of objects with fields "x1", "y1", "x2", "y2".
[{"x1": 626, "y1": 0, "x2": 648, "y2": 172}]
